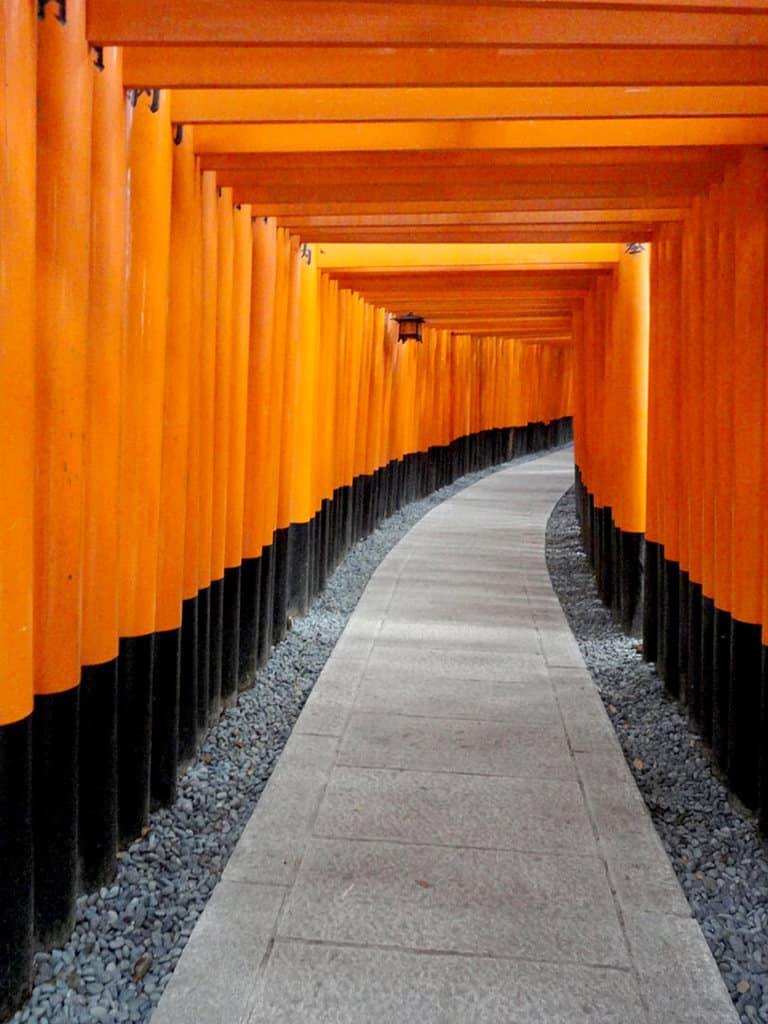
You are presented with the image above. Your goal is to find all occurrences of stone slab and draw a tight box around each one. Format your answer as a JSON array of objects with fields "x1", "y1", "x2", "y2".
[
  {"x1": 252, "y1": 941, "x2": 647, "y2": 1024},
  {"x1": 623, "y1": 910, "x2": 740, "y2": 1024},
  {"x1": 314, "y1": 765, "x2": 598, "y2": 855},
  {"x1": 337, "y1": 710, "x2": 574, "y2": 779},
  {"x1": 279, "y1": 837, "x2": 628, "y2": 967},
  {"x1": 151, "y1": 881, "x2": 285, "y2": 1024},
  {"x1": 353, "y1": 673, "x2": 560, "y2": 723}
]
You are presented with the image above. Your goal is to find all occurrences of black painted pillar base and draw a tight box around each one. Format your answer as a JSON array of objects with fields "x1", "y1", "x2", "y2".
[
  {"x1": 712, "y1": 607, "x2": 733, "y2": 775},
  {"x1": 272, "y1": 527, "x2": 290, "y2": 645},
  {"x1": 728, "y1": 618, "x2": 762, "y2": 809},
  {"x1": 659, "y1": 557, "x2": 680, "y2": 697},
  {"x1": 178, "y1": 594, "x2": 199, "y2": 766},
  {"x1": 151, "y1": 627, "x2": 181, "y2": 809},
  {"x1": 287, "y1": 520, "x2": 311, "y2": 619},
  {"x1": 208, "y1": 576, "x2": 224, "y2": 722},
  {"x1": 759, "y1": 645, "x2": 768, "y2": 835},
  {"x1": 318, "y1": 498, "x2": 332, "y2": 592},
  {"x1": 117, "y1": 633, "x2": 153, "y2": 847},
  {"x1": 700, "y1": 595, "x2": 715, "y2": 747},
  {"x1": 684, "y1": 569, "x2": 696, "y2": 704},
  {"x1": 642, "y1": 541, "x2": 660, "y2": 663},
  {"x1": 221, "y1": 565, "x2": 242, "y2": 706},
  {"x1": 0, "y1": 715, "x2": 33, "y2": 1019},
  {"x1": 686, "y1": 581, "x2": 703, "y2": 731},
  {"x1": 196, "y1": 586, "x2": 211, "y2": 738},
  {"x1": 618, "y1": 529, "x2": 642, "y2": 634},
  {"x1": 79, "y1": 660, "x2": 118, "y2": 890},
  {"x1": 33, "y1": 686, "x2": 79, "y2": 947},
  {"x1": 238, "y1": 556, "x2": 261, "y2": 687},
  {"x1": 258, "y1": 541, "x2": 276, "y2": 666},
  {"x1": 609, "y1": 520, "x2": 621, "y2": 622}
]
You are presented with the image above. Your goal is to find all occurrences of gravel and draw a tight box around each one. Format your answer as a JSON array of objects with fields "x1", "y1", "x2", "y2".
[
  {"x1": 546, "y1": 485, "x2": 768, "y2": 1024},
  {"x1": 11, "y1": 448, "x2": 556, "y2": 1024}
]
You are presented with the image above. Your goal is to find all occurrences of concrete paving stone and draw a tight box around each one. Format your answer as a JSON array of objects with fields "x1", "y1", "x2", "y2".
[
  {"x1": 600, "y1": 836, "x2": 691, "y2": 917},
  {"x1": 381, "y1": 607, "x2": 536, "y2": 630},
  {"x1": 396, "y1": 539, "x2": 537, "y2": 555},
  {"x1": 337, "y1": 711, "x2": 574, "y2": 779},
  {"x1": 548, "y1": 667, "x2": 596, "y2": 689},
  {"x1": 224, "y1": 736, "x2": 337, "y2": 886},
  {"x1": 252, "y1": 941, "x2": 647, "y2": 1024},
  {"x1": 151, "y1": 880, "x2": 285, "y2": 1024},
  {"x1": 293, "y1": 661, "x2": 366, "y2": 736},
  {"x1": 278, "y1": 731, "x2": 340, "y2": 768},
  {"x1": 538, "y1": 629, "x2": 586, "y2": 669},
  {"x1": 314, "y1": 766, "x2": 598, "y2": 855},
  {"x1": 581, "y1": 780, "x2": 664, "y2": 842},
  {"x1": 388, "y1": 581, "x2": 529, "y2": 604},
  {"x1": 575, "y1": 749, "x2": 638, "y2": 788},
  {"x1": 375, "y1": 619, "x2": 543, "y2": 652},
  {"x1": 555, "y1": 687, "x2": 625, "y2": 754},
  {"x1": 353, "y1": 673, "x2": 560, "y2": 723},
  {"x1": 381, "y1": 568, "x2": 524, "y2": 587},
  {"x1": 328, "y1": 632, "x2": 376, "y2": 660},
  {"x1": 340, "y1": 614, "x2": 384, "y2": 640},
  {"x1": 623, "y1": 910, "x2": 740, "y2": 1024},
  {"x1": 362, "y1": 644, "x2": 551, "y2": 683},
  {"x1": 381, "y1": 594, "x2": 527, "y2": 618},
  {"x1": 352, "y1": 591, "x2": 394, "y2": 617},
  {"x1": 279, "y1": 837, "x2": 628, "y2": 967},
  {"x1": 294, "y1": 692, "x2": 353, "y2": 738}
]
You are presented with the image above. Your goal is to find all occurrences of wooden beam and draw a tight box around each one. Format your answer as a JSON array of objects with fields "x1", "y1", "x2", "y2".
[
  {"x1": 122, "y1": 45, "x2": 768, "y2": 90},
  {"x1": 212, "y1": 161, "x2": 723, "y2": 188},
  {"x1": 247, "y1": 197, "x2": 693, "y2": 216},
  {"x1": 193, "y1": 118, "x2": 768, "y2": 151},
  {"x1": 278, "y1": 209, "x2": 684, "y2": 228},
  {"x1": 198, "y1": 146, "x2": 736, "y2": 169},
  {"x1": 170, "y1": 85, "x2": 768, "y2": 124},
  {"x1": 294, "y1": 226, "x2": 655, "y2": 243},
  {"x1": 87, "y1": 2, "x2": 768, "y2": 48},
  {"x1": 231, "y1": 181, "x2": 712, "y2": 204}
]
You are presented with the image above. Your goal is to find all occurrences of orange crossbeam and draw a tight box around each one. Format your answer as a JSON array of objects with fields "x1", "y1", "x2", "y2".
[
  {"x1": 192, "y1": 119, "x2": 768, "y2": 152},
  {"x1": 87, "y1": 2, "x2": 768, "y2": 47},
  {"x1": 123, "y1": 45, "x2": 768, "y2": 90}
]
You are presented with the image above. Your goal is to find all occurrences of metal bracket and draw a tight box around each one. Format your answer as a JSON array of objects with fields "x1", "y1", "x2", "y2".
[
  {"x1": 92, "y1": 46, "x2": 105, "y2": 71},
  {"x1": 128, "y1": 88, "x2": 161, "y2": 113},
  {"x1": 173, "y1": 124, "x2": 184, "y2": 146}
]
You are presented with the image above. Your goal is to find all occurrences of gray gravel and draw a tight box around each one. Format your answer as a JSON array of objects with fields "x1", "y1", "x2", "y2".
[
  {"x1": 11, "y1": 448, "x2": 556, "y2": 1024},
  {"x1": 546, "y1": 486, "x2": 768, "y2": 1024}
]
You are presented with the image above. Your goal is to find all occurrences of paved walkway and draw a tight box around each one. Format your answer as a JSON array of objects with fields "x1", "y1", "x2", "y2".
[{"x1": 152, "y1": 448, "x2": 737, "y2": 1024}]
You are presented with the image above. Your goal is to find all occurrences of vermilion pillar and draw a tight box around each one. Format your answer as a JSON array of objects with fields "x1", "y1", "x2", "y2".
[
  {"x1": 152, "y1": 122, "x2": 196, "y2": 805},
  {"x1": 34, "y1": 0, "x2": 93, "y2": 945},
  {"x1": 118, "y1": 88, "x2": 172, "y2": 843},
  {"x1": 80, "y1": 43, "x2": 125, "y2": 890},
  {"x1": 0, "y1": 1, "x2": 36, "y2": 1014},
  {"x1": 222, "y1": 202, "x2": 253, "y2": 700}
]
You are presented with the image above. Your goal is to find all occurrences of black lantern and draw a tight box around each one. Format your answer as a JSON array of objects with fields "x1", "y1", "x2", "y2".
[{"x1": 395, "y1": 312, "x2": 425, "y2": 343}]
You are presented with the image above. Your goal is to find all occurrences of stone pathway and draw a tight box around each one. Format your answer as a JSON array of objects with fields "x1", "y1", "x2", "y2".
[{"x1": 151, "y1": 447, "x2": 738, "y2": 1024}]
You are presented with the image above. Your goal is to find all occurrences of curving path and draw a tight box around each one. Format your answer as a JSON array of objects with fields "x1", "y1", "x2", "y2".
[{"x1": 152, "y1": 447, "x2": 737, "y2": 1024}]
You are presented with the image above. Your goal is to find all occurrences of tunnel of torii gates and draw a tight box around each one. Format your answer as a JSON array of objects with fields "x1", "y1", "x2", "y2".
[{"x1": 3, "y1": 0, "x2": 768, "y2": 1016}]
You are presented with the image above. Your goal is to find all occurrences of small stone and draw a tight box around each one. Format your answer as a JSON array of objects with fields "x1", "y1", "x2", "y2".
[
  {"x1": 133, "y1": 954, "x2": 153, "y2": 982},
  {"x1": 737, "y1": 979, "x2": 751, "y2": 994}
]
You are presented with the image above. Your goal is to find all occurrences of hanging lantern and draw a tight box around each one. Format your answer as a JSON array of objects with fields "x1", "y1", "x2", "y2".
[
  {"x1": 625, "y1": 241, "x2": 646, "y2": 255},
  {"x1": 395, "y1": 312, "x2": 425, "y2": 343}
]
